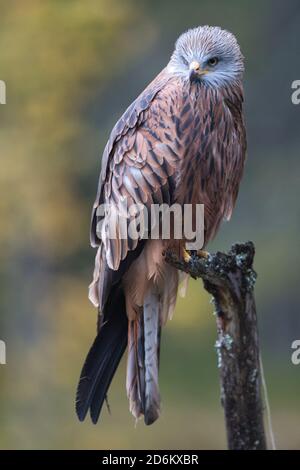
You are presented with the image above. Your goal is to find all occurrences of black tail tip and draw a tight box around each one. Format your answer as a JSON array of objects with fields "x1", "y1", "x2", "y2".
[
  {"x1": 144, "y1": 409, "x2": 160, "y2": 426},
  {"x1": 75, "y1": 402, "x2": 86, "y2": 422}
]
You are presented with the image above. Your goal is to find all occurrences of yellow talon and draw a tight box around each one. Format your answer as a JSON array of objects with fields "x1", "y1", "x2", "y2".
[{"x1": 183, "y1": 248, "x2": 191, "y2": 263}]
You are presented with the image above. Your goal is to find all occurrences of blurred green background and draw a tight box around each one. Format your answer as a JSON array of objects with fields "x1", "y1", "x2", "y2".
[{"x1": 0, "y1": 0, "x2": 300, "y2": 449}]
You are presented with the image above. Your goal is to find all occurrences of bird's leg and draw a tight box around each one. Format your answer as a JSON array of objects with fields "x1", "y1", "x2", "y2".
[{"x1": 167, "y1": 241, "x2": 192, "y2": 263}]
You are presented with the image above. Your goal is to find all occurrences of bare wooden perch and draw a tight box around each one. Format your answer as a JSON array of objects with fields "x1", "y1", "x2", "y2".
[{"x1": 165, "y1": 242, "x2": 267, "y2": 450}]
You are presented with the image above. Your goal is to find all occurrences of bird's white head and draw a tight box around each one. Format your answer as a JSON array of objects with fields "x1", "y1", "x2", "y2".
[{"x1": 168, "y1": 26, "x2": 244, "y2": 87}]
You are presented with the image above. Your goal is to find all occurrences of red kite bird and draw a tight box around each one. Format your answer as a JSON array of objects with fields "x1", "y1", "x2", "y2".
[{"x1": 76, "y1": 26, "x2": 246, "y2": 425}]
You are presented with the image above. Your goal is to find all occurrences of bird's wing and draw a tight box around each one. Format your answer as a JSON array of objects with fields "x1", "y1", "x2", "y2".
[
  {"x1": 90, "y1": 68, "x2": 173, "y2": 247},
  {"x1": 89, "y1": 69, "x2": 183, "y2": 310}
]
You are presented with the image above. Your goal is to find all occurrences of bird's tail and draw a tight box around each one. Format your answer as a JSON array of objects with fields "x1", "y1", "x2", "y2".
[
  {"x1": 75, "y1": 286, "x2": 128, "y2": 424},
  {"x1": 76, "y1": 285, "x2": 162, "y2": 425},
  {"x1": 126, "y1": 288, "x2": 161, "y2": 425}
]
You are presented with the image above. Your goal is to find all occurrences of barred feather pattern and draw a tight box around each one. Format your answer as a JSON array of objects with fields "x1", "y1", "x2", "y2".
[
  {"x1": 126, "y1": 288, "x2": 161, "y2": 425},
  {"x1": 143, "y1": 289, "x2": 161, "y2": 425},
  {"x1": 126, "y1": 316, "x2": 145, "y2": 420}
]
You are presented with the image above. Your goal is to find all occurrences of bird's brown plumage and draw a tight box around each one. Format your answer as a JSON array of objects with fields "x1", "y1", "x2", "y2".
[{"x1": 76, "y1": 26, "x2": 247, "y2": 426}]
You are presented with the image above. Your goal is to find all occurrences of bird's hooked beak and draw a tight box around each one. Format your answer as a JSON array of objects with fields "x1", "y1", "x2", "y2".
[{"x1": 189, "y1": 61, "x2": 208, "y2": 81}]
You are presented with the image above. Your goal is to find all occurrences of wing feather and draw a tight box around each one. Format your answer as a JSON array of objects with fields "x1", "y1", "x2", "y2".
[{"x1": 90, "y1": 69, "x2": 172, "y2": 248}]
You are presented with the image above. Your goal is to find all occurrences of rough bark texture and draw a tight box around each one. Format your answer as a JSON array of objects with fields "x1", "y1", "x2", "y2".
[{"x1": 165, "y1": 242, "x2": 266, "y2": 450}]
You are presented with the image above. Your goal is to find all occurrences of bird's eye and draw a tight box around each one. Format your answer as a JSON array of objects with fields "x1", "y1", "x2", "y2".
[{"x1": 207, "y1": 57, "x2": 219, "y2": 67}]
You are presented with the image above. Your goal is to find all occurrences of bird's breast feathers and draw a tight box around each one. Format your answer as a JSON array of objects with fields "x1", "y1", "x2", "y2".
[{"x1": 140, "y1": 77, "x2": 246, "y2": 215}]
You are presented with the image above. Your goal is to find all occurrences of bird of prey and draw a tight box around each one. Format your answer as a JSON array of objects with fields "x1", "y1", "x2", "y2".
[{"x1": 76, "y1": 26, "x2": 246, "y2": 425}]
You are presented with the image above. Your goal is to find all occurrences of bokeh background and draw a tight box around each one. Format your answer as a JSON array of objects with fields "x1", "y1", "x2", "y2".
[{"x1": 0, "y1": 0, "x2": 300, "y2": 449}]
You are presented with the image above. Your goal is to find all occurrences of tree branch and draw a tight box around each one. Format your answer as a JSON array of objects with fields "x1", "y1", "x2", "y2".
[{"x1": 165, "y1": 241, "x2": 267, "y2": 450}]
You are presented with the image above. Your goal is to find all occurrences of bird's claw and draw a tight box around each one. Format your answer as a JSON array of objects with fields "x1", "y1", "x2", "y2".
[
  {"x1": 182, "y1": 248, "x2": 191, "y2": 263},
  {"x1": 196, "y1": 249, "x2": 210, "y2": 259}
]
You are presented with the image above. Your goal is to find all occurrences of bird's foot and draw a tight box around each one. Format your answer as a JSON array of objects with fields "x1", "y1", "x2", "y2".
[
  {"x1": 182, "y1": 248, "x2": 191, "y2": 263},
  {"x1": 196, "y1": 249, "x2": 210, "y2": 259},
  {"x1": 182, "y1": 248, "x2": 209, "y2": 263}
]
